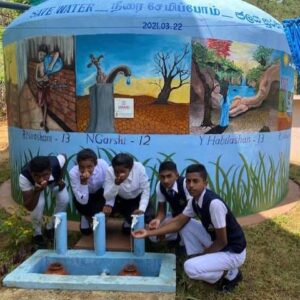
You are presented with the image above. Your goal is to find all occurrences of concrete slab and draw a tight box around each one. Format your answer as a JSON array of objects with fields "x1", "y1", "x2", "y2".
[{"x1": 3, "y1": 250, "x2": 176, "y2": 293}]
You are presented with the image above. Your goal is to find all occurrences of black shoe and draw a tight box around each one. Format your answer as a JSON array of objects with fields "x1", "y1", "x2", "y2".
[
  {"x1": 44, "y1": 228, "x2": 55, "y2": 241},
  {"x1": 217, "y1": 270, "x2": 243, "y2": 293},
  {"x1": 32, "y1": 235, "x2": 47, "y2": 249}
]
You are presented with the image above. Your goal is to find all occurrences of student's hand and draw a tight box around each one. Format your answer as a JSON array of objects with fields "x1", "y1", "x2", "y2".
[
  {"x1": 131, "y1": 229, "x2": 148, "y2": 239},
  {"x1": 149, "y1": 218, "x2": 160, "y2": 230},
  {"x1": 57, "y1": 179, "x2": 65, "y2": 191},
  {"x1": 80, "y1": 171, "x2": 90, "y2": 184},
  {"x1": 132, "y1": 209, "x2": 143, "y2": 215},
  {"x1": 102, "y1": 205, "x2": 113, "y2": 216},
  {"x1": 114, "y1": 174, "x2": 127, "y2": 185},
  {"x1": 34, "y1": 180, "x2": 47, "y2": 192}
]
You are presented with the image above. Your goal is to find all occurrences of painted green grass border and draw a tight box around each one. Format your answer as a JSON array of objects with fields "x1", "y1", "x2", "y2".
[{"x1": 10, "y1": 148, "x2": 289, "y2": 220}]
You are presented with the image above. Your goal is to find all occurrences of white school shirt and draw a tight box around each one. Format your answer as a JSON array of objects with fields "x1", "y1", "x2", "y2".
[
  {"x1": 19, "y1": 154, "x2": 66, "y2": 191},
  {"x1": 69, "y1": 159, "x2": 109, "y2": 205},
  {"x1": 103, "y1": 161, "x2": 150, "y2": 212},
  {"x1": 156, "y1": 178, "x2": 192, "y2": 203},
  {"x1": 183, "y1": 188, "x2": 228, "y2": 229}
]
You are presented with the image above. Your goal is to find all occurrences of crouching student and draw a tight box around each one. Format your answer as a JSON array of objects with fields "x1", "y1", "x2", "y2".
[
  {"x1": 19, "y1": 154, "x2": 69, "y2": 249},
  {"x1": 132, "y1": 163, "x2": 246, "y2": 292},
  {"x1": 149, "y1": 161, "x2": 192, "y2": 244},
  {"x1": 69, "y1": 148, "x2": 110, "y2": 235},
  {"x1": 102, "y1": 153, "x2": 154, "y2": 234}
]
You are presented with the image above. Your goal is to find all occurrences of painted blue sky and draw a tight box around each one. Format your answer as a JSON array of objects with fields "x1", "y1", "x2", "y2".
[{"x1": 75, "y1": 34, "x2": 191, "y2": 96}]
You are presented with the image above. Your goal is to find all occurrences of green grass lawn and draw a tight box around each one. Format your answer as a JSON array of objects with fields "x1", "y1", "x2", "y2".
[{"x1": 0, "y1": 152, "x2": 299, "y2": 298}]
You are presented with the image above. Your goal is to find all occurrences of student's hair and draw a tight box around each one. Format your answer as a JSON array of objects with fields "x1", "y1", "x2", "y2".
[
  {"x1": 38, "y1": 44, "x2": 48, "y2": 54},
  {"x1": 159, "y1": 161, "x2": 178, "y2": 173},
  {"x1": 29, "y1": 156, "x2": 51, "y2": 173},
  {"x1": 76, "y1": 148, "x2": 97, "y2": 165},
  {"x1": 112, "y1": 153, "x2": 134, "y2": 170},
  {"x1": 186, "y1": 163, "x2": 208, "y2": 181}
]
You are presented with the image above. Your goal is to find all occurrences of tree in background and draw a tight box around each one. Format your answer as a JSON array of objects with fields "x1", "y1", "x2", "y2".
[{"x1": 245, "y1": 0, "x2": 299, "y2": 21}]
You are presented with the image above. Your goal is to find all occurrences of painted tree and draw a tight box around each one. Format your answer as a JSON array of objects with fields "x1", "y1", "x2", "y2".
[
  {"x1": 253, "y1": 46, "x2": 273, "y2": 67},
  {"x1": 207, "y1": 39, "x2": 232, "y2": 58},
  {"x1": 153, "y1": 44, "x2": 190, "y2": 104},
  {"x1": 192, "y1": 41, "x2": 242, "y2": 126}
]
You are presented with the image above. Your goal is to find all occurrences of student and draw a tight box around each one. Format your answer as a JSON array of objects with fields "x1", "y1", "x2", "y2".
[
  {"x1": 149, "y1": 161, "x2": 192, "y2": 242},
  {"x1": 132, "y1": 163, "x2": 246, "y2": 292},
  {"x1": 103, "y1": 153, "x2": 153, "y2": 234},
  {"x1": 69, "y1": 148, "x2": 109, "y2": 235},
  {"x1": 19, "y1": 155, "x2": 69, "y2": 249}
]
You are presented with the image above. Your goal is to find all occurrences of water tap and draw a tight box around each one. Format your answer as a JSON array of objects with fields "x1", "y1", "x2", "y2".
[
  {"x1": 54, "y1": 215, "x2": 61, "y2": 229},
  {"x1": 92, "y1": 216, "x2": 99, "y2": 231},
  {"x1": 100, "y1": 268, "x2": 110, "y2": 276},
  {"x1": 131, "y1": 214, "x2": 139, "y2": 231}
]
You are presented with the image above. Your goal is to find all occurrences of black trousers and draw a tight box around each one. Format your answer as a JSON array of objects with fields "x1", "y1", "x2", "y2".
[
  {"x1": 73, "y1": 188, "x2": 105, "y2": 218},
  {"x1": 111, "y1": 193, "x2": 155, "y2": 224}
]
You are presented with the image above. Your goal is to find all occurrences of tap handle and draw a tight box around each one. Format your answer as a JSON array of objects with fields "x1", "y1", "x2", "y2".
[
  {"x1": 54, "y1": 215, "x2": 61, "y2": 229},
  {"x1": 93, "y1": 216, "x2": 99, "y2": 231}
]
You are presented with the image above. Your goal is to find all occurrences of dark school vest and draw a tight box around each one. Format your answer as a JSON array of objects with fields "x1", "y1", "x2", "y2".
[
  {"x1": 21, "y1": 156, "x2": 62, "y2": 185},
  {"x1": 192, "y1": 189, "x2": 246, "y2": 253},
  {"x1": 160, "y1": 176, "x2": 188, "y2": 217}
]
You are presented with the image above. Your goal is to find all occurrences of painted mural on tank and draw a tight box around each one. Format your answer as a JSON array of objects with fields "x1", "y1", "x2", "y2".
[
  {"x1": 190, "y1": 38, "x2": 294, "y2": 134},
  {"x1": 75, "y1": 34, "x2": 191, "y2": 134},
  {"x1": 2, "y1": 0, "x2": 295, "y2": 221},
  {"x1": 5, "y1": 35, "x2": 294, "y2": 136},
  {"x1": 5, "y1": 36, "x2": 76, "y2": 133}
]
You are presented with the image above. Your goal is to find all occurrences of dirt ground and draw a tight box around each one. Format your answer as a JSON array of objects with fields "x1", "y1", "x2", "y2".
[
  {"x1": 0, "y1": 120, "x2": 8, "y2": 151},
  {"x1": 0, "y1": 289, "x2": 175, "y2": 300}
]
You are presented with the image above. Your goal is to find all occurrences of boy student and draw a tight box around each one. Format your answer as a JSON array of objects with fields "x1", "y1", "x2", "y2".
[
  {"x1": 132, "y1": 163, "x2": 246, "y2": 292},
  {"x1": 103, "y1": 153, "x2": 153, "y2": 234},
  {"x1": 149, "y1": 161, "x2": 192, "y2": 243},
  {"x1": 19, "y1": 155, "x2": 69, "y2": 249},
  {"x1": 69, "y1": 148, "x2": 110, "y2": 235}
]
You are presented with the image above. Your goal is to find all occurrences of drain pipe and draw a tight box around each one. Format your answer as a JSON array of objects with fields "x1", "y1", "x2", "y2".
[
  {"x1": 54, "y1": 212, "x2": 68, "y2": 255},
  {"x1": 93, "y1": 212, "x2": 106, "y2": 256},
  {"x1": 132, "y1": 214, "x2": 145, "y2": 256}
]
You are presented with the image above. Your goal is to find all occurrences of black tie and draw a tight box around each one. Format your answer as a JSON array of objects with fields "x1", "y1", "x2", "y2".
[{"x1": 167, "y1": 189, "x2": 175, "y2": 197}]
